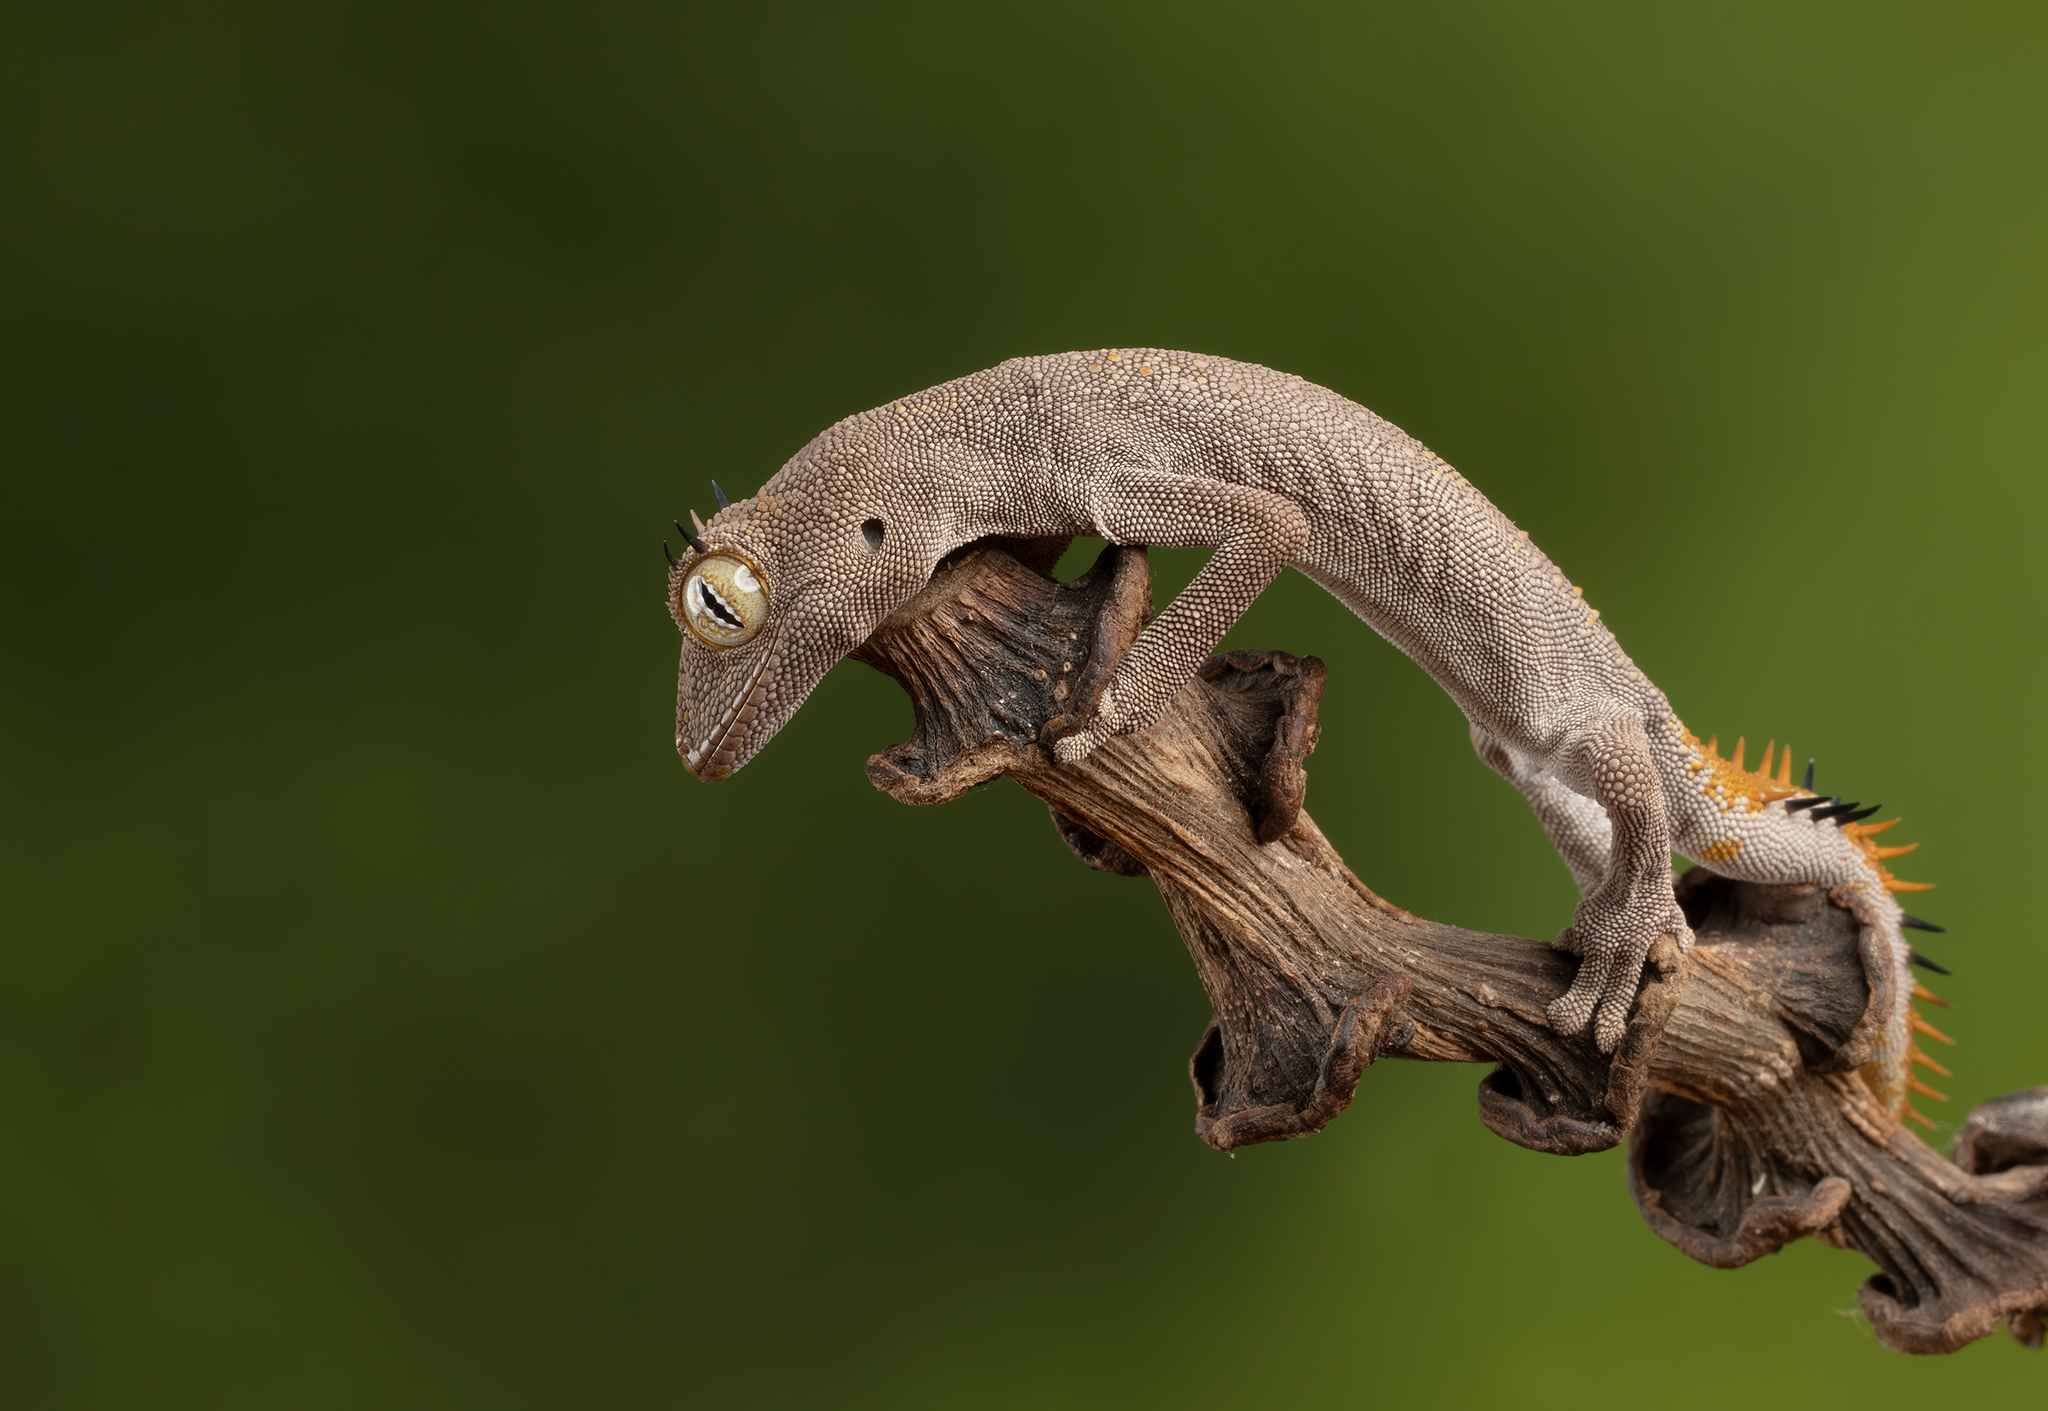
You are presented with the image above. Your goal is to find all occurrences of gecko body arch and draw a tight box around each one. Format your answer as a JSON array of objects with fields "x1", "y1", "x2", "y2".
[{"x1": 666, "y1": 349, "x2": 1944, "y2": 1119}]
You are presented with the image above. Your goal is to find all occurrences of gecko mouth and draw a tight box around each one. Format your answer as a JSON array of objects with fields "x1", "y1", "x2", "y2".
[{"x1": 680, "y1": 612, "x2": 786, "y2": 782}]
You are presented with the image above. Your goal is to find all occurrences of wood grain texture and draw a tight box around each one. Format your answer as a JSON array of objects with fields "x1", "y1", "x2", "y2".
[{"x1": 851, "y1": 540, "x2": 2048, "y2": 1355}]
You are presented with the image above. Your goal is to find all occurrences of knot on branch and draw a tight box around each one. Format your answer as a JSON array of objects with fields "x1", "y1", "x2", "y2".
[
  {"x1": 1194, "y1": 649, "x2": 1326, "y2": 844},
  {"x1": 1623, "y1": 876, "x2": 2048, "y2": 1353},
  {"x1": 1630, "y1": 1089, "x2": 1857, "y2": 1267},
  {"x1": 1049, "y1": 648, "x2": 1327, "y2": 875},
  {"x1": 1192, "y1": 974, "x2": 1414, "y2": 1151},
  {"x1": 852, "y1": 537, "x2": 1150, "y2": 805},
  {"x1": 1954, "y1": 1085, "x2": 2048, "y2": 1179}
]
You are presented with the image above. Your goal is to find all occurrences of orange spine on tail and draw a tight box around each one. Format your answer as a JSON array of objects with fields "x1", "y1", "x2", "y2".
[{"x1": 1687, "y1": 726, "x2": 1950, "y2": 1127}]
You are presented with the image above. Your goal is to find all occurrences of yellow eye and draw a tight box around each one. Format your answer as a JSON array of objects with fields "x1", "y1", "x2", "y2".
[{"x1": 679, "y1": 554, "x2": 769, "y2": 647}]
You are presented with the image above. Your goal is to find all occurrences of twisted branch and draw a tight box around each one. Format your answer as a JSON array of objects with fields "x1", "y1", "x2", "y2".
[{"x1": 849, "y1": 540, "x2": 2048, "y2": 1355}]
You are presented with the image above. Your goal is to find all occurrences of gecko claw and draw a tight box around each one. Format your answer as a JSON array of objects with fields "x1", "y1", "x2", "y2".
[
  {"x1": 1548, "y1": 900, "x2": 1694, "y2": 1053},
  {"x1": 1808, "y1": 799, "x2": 1865, "y2": 823},
  {"x1": 1901, "y1": 913, "x2": 1947, "y2": 933},
  {"x1": 1785, "y1": 795, "x2": 1833, "y2": 813},
  {"x1": 712, "y1": 480, "x2": 731, "y2": 509},
  {"x1": 674, "y1": 520, "x2": 709, "y2": 555},
  {"x1": 663, "y1": 540, "x2": 681, "y2": 568},
  {"x1": 1908, "y1": 950, "x2": 1953, "y2": 975},
  {"x1": 1803, "y1": 758, "x2": 1815, "y2": 791}
]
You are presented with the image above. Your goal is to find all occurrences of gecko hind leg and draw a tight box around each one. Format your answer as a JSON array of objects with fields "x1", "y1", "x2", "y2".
[
  {"x1": 1546, "y1": 713, "x2": 1695, "y2": 1053},
  {"x1": 1469, "y1": 724, "x2": 1613, "y2": 900}
]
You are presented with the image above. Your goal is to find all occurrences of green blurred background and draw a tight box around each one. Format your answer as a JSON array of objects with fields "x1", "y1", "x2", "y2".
[{"x1": 4, "y1": 1, "x2": 2044, "y2": 1405}]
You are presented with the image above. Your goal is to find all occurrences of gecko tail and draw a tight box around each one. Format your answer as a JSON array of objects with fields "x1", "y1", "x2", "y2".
[{"x1": 1684, "y1": 728, "x2": 1948, "y2": 1130}]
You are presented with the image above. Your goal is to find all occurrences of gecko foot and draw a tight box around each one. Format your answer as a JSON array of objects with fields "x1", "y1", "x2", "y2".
[
  {"x1": 1051, "y1": 681, "x2": 1140, "y2": 764},
  {"x1": 1053, "y1": 727, "x2": 1110, "y2": 765},
  {"x1": 1548, "y1": 896, "x2": 1694, "y2": 1053}
]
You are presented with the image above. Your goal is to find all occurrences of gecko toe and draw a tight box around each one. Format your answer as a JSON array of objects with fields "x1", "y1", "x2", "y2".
[
  {"x1": 1547, "y1": 983, "x2": 1596, "y2": 1039},
  {"x1": 1591, "y1": 977, "x2": 1637, "y2": 1053},
  {"x1": 1053, "y1": 731, "x2": 1104, "y2": 765}
]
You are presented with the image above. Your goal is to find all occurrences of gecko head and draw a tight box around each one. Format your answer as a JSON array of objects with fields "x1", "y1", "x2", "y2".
[
  {"x1": 669, "y1": 506, "x2": 929, "y2": 781},
  {"x1": 671, "y1": 541, "x2": 786, "y2": 781}
]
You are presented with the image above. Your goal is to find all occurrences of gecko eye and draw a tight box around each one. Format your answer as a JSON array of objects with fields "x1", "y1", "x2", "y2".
[{"x1": 678, "y1": 553, "x2": 769, "y2": 648}]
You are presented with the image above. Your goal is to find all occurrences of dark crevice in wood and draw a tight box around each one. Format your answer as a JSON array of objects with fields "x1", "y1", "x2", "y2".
[
  {"x1": 1047, "y1": 805, "x2": 1148, "y2": 877},
  {"x1": 850, "y1": 538, "x2": 2048, "y2": 1356}
]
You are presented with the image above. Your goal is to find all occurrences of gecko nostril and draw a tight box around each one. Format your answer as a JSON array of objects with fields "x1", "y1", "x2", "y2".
[{"x1": 862, "y1": 518, "x2": 886, "y2": 550}]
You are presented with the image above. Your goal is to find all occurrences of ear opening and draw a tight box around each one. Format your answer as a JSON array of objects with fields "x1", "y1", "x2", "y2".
[{"x1": 862, "y1": 518, "x2": 886, "y2": 550}]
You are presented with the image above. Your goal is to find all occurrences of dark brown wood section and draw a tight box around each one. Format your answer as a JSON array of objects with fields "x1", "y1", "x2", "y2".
[{"x1": 849, "y1": 539, "x2": 2048, "y2": 1356}]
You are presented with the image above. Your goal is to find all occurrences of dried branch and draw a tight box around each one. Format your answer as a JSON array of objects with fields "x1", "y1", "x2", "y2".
[{"x1": 849, "y1": 540, "x2": 2048, "y2": 1355}]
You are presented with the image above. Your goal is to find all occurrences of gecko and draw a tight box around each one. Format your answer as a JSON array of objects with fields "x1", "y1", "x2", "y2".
[{"x1": 664, "y1": 349, "x2": 1951, "y2": 1121}]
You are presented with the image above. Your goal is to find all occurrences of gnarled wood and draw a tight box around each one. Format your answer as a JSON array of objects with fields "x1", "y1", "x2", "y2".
[{"x1": 850, "y1": 539, "x2": 2048, "y2": 1356}]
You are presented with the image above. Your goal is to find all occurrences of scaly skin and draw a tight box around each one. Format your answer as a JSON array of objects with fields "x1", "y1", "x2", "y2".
[{"x1": 667, "y1": 349, "x2": 1944, "y2": 1114}]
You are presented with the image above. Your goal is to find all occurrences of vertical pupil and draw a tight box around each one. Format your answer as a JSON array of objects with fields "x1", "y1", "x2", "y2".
[{"x1": 696, "y1": 578, "x2": 744, "y2": 629}]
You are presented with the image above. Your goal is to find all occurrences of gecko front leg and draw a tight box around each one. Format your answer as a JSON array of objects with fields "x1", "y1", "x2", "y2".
[
  {"x1": 1548, "y1": 713, "x2": 1695, "y2": 1052},
  {"x1": 1052, "y1": 468, "x2": 1310, "y2": 764}
]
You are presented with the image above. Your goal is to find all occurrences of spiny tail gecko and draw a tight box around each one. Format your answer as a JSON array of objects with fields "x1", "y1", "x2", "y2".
[{"x1": 665, "y1": 349, "x2": 1949, "y2": 1120}]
